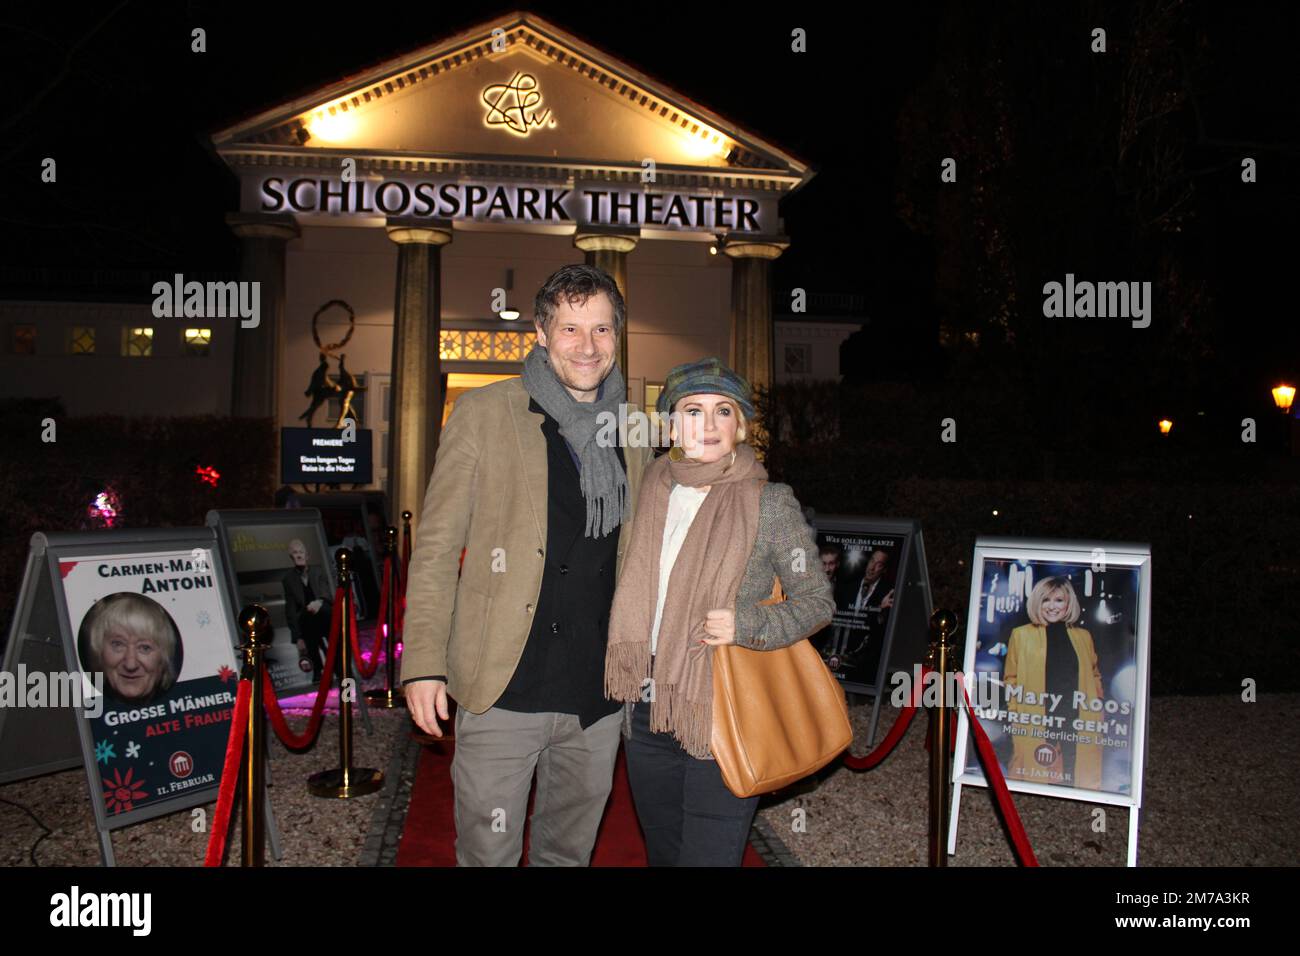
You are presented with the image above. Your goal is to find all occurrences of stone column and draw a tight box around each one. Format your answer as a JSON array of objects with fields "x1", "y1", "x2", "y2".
[
  {"x1": 574, "y1": 226, "x2": 639, "y2": 387},
  {"x1": 385, "y1": 217, "x2": 453, "y2": 531},
  {"x1": 226, "y1": 212, "x2": 299, "y2": 418},
  {"x1": 723, "y1": 234, "x2": 789, "y2": 458}
]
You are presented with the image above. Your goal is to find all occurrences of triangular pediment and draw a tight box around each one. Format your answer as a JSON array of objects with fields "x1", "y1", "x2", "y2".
[{"x1": 212, "y1": 11, "x2": 809, "y2": 187}]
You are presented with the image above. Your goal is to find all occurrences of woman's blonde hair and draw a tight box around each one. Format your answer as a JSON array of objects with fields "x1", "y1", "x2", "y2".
[
  {"x1": 1025, "y1": 575, "x2": 1081, "y2": 626},
  {"x1": 84, "y1": 593, "x2": 179, "y2": 693}
]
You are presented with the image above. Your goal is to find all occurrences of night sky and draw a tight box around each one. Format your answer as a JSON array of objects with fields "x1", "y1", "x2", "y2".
[{"x1": 2, "y1": 1, "x2": 1297, "y2": 393}]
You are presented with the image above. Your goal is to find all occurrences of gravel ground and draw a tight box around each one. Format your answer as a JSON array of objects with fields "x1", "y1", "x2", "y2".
[
  {"x1": 758, "y1": 692, "x2": 1300, "y2": 866},
  {"x1": 4, "y1": 691, "x2": 1294, "y2": 866},
  {"x1": 0, "y1": 697, "x2": 407, "y2": 867}
]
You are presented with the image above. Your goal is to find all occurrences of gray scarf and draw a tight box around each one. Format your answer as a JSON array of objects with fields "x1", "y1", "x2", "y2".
[{"x1": 520, "y1": 343, "x2": 629, "y2": 538}]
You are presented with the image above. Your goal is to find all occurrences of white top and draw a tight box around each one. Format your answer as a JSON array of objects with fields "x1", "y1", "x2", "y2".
[{"x1": 650, "y1": 482, "x2": 711, "y2": 655}]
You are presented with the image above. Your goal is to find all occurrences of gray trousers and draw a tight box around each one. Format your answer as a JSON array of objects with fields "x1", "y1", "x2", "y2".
[{"x1": 451, "y1": 705, "x2": 623, "y2": 866}]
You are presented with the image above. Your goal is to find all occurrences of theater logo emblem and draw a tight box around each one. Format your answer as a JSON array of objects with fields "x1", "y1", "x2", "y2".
[
  {"x1": 482, "y1": 71, "x2": 555, "y2": 135},
  {"x1": 169, "y1": 751, "x2": 194, "y2": 778},
  {"x1": 1034, "y1": 743, "x2": 1059, "y2": 767}
]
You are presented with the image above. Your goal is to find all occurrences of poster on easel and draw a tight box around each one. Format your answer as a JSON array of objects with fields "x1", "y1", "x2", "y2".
[
  {"x1": 807, "y1": 516, "x2": 934, "y2": 747},
  {"x1": 293, "y1": 493, "x2": 385, "y2": 624},
  {"x1": 0, "y1": 529, "x2": 243, "y2": 865},
  {"x1": 206, "y1": 508, "x2": 337, "y2": 698},
  {"x1": 948, "y1": 536, "x2": 1152, "y2": 866},
  {"x1": 207, "y1": 508, "x2": 375, "y2": 735}
]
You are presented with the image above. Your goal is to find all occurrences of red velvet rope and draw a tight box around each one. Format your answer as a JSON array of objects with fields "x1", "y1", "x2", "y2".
[
  {"x1": 956, "y1": 671, "x2": 1039, "y2": 866},
  {"x1": 838, "y1": 664, "x2": 1038, "y2": 866},
  {"x1": 396, "y1": 558, "x2": 406, "y2": 639},
  {"x1": 204, "y1": 676, "x2": 252, "y2": 867},
  {"x1": 378, "y1": 553, "x2": 390, "y2": 646},
  {"x1": 350, "y1": 556, "x2": 389, "y2": 679},
  {"x1": 351, "y1": 582, "x2": 382, "y2": 679},
  {"x1": 399, "y1": 527, "x2": 411, "y2": 638},
  {"x1": 261, "y1": 588, "x2": 344, "y2": 750},
  {"x1": 840, "y1": 668, "x2": 925, "y2": 770}
]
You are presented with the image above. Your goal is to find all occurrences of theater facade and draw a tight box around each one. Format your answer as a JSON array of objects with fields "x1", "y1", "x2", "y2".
[
  {"x1": 3, "y1": 12, "x2": 864, "y2": 526},
  {"x1": 209, "y1": 12, "x2": 827, "y2": 521}
]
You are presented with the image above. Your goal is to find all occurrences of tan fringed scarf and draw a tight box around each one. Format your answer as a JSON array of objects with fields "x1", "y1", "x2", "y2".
[{"x1": 604, "y1": 442, "x2": 767, "y2": 758}]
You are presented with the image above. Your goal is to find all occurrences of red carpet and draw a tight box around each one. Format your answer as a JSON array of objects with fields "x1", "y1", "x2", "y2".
[{"x1": 396, "y1": 735, "x2": 766, "y2": 866}]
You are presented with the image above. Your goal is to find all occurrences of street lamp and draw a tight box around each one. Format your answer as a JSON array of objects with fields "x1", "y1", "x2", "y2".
[
  {"x1": 1272, "y1": 384, "x2": 1295, "y2": 414},
  {"x1": 1158, "y1": 419, "x2": 1173, "y2": 435},
  {"x1": 1273, "y1": 384, "x2": 1296, "y2": 457}
]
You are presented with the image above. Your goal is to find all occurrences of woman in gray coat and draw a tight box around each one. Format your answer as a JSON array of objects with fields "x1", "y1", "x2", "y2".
[{"x1": 604, "y1": 357, "x2": 834, "y2": 866}]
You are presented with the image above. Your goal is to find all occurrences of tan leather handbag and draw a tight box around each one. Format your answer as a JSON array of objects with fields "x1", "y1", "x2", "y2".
[{"x1": 711, "y1": 571, "x2": 853, "y2": 798}]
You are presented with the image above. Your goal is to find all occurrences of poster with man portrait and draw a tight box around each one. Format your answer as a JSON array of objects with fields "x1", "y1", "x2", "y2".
[
  {"x1": 293, "y1": 493, "x2": 385, "y2": 624},
  {"x1": 206, "y1": 509, "x2": 337, "y2": 698},
  {"x1": 810, "y1": 526, "x2": 906, "y2": 691},
  {"x1": 59, "y1": 545, "x2": 240, "y2": 825},
  {"x1": 806, "y1": 516, "x2": 934, "y2": 748},
  {"x1": 951, "y1": 537, "x2": 1152, "y2": 808}
]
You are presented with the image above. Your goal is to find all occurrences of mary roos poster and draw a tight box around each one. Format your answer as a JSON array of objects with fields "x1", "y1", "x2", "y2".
[
  {"x1": 957, "y1": 550, "x2": 1149, "y2": 802},
  {"x1": 59, "y1": 549, "x2": 240, "y2": 818}
]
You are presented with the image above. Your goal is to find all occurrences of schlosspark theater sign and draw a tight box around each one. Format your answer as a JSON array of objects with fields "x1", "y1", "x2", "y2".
[{"x1": 257, "y1": 176, "x2": 769, "y2": 232}]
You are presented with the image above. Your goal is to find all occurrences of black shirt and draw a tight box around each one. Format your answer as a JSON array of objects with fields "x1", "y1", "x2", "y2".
[
  {"x1": 490, "y1": 395, "x2": 626, "y2": 729},
  {"x1": 1044, "y1": 621, "x2": 1080, "y2": 781}
]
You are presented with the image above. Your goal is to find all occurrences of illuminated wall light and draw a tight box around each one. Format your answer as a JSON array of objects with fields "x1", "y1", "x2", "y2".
[
  {"x1": 184, "y1": 327, "x2": 212, "y2": 356},
  {"x1": 123, "y1": 327, "x2": 153, "y2": 357},
  {"x1": 307, "y1": 107, "x2": 358, "y2": 143},
  {"x1": 1158, "y1": 419, "x2": 1173, "y2": 434},
  {"x1": 499, "y1": 308, "x2": 520, "y2": 321},
  {"x1": 680, "y1": 130, "x2": 730, "y2": 162},
  {"x1": 1273, "y1": 384, "x2": 1296, "y2": 413}
]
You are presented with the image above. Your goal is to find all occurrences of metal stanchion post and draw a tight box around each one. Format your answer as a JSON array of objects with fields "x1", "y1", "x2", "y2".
[
  {"x1": 927, "y1": 608, "x2": 959, "y2": 867},
  {"x1": 238, "y1": 604, "x2": 271, "y2": 866},
  {"x1": 308, "y1": 548, "x2": 384, "y2": 798},
  {"x1": 366, "y1": 527, "x2": 405, "y2": 709}
]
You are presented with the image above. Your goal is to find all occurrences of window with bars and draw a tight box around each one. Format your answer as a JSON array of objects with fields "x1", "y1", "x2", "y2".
[
  {"x1": 122, "y1": 326, "x2": 154, "y2": 357},
  {"x1": 69, "y1": 326, "x2": 95, "y2": 354},
  {"x1": 183, "y1": 327, "x2": 212, "y2": 356}
]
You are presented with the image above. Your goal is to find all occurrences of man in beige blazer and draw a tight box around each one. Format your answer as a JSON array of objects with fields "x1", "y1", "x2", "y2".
[{"x1": 401, "y1": 263, "x2": 652, "y2": 866}]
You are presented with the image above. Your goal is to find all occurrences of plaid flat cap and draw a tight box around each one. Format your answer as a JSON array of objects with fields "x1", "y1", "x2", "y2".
[{"x1": 656, "y1": 357, "x2": 755, "y2": 420}]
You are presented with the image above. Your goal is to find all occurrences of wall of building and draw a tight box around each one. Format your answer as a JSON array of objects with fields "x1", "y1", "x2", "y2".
[
  {"x1": 0, "y1": 224, "x2": 744, "y2": 421},
  {"x1": 774, "y1": 319, "x2": 861, "y2": 383},
  {"x1": 281, "y1": 222, "x2": 733, "y2": 427},
  {"x1": 625, "y1": 234, "x2": 731, "y2": 387},
  {"x1": 0, "y1": 300, "x2": 233, "y2": 415}
]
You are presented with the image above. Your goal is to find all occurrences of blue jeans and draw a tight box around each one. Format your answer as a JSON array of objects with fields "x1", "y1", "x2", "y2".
[{"x1": 625, "y1": 698, "x2": 760, "y2": 866}]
